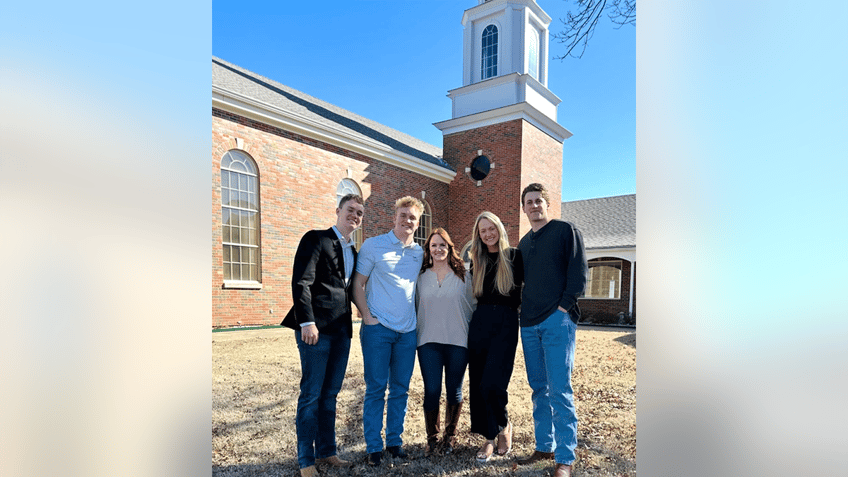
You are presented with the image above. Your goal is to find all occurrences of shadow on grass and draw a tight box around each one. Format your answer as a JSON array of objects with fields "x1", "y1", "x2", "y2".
[
  {"x1": 213, "y1": 443, "x2": 635, "y2": 476},
  {"x1": 614, "y1": 333, "x2": 636, "y2": 348},
  {"x1": 213, "y1": 452, "x2": 574, "y2": 476},
  {"x1": 214, "y1": 326, "x2": 635, "y2": 476}
]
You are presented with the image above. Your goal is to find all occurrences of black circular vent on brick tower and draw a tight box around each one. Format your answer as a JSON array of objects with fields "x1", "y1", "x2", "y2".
[{"x1": 469, "y1": 155, "x2": 491, "y2": 181}]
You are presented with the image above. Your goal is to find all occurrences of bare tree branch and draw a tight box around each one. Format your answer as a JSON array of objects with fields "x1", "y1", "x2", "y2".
[
  {"x1": 609, "y1": 0, "x2": 636, "y2": 28},
  {"x1": 552, "y1": 0, "x2": 635, "y2": 60}
]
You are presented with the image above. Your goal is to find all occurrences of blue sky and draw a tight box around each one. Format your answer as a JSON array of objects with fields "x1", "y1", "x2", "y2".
[{"x1": 212, "y1": 0, "x2": 635, "y2": 202}]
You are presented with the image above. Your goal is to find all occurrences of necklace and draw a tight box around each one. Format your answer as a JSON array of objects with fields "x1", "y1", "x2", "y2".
[{"x1": 432, "y1": 265, "x2": 449, "y2": 287}]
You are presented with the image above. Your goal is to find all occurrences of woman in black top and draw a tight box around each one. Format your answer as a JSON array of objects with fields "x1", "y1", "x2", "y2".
[{"x1": 467, "y1": 211, "x2": 523, "y2": 462}]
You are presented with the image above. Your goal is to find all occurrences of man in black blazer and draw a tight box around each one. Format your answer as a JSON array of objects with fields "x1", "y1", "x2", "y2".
[{"x1": 281, "y1": 193, "x2": 364, "y2": 477}]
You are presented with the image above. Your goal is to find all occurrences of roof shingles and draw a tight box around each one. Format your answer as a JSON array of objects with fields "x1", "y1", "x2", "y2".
[
  {"x1": 213, "y1": 57, "x2": 451, "y2": 171},
  {"x1": 560, "y1": 194, "x2": 635, "y2": 249}
]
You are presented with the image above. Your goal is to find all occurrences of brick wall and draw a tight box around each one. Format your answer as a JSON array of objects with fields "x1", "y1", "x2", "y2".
[
  {"x1": 442, "y1": 119, "x2": 563, "y2": 249},
  {"x1": 212, "y1": 108, "x2": 450, "y2": 328},
  {"x1": 443, "y1": 119, "x2": 524, "y2": 248},
  {"x1": 519, "y1": 121, "x2": 563, "y2": 238},
  {"x1": 577, "y1": 257, "x2": 635, "y2": 324}
]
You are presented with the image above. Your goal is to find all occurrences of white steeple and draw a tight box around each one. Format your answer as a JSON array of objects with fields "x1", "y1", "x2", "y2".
[
  {"x1": 463, "y1": 0, "x2": 550, "y2": 86},
  {"x1": 435, "y1": 0, "x2": 571, "y2": 142}
]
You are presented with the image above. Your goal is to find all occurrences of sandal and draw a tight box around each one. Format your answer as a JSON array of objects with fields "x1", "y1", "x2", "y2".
[
  {"x1": 476, "y1": 439, "x2": 495, "y2": 463},
  {"x1": 496, "y1": 421, "x2": 513, "y2": 456}
]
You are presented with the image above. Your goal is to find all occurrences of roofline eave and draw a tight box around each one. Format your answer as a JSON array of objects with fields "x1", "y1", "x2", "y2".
[{"x1": 213, "y1": 86, "x2": 456, "y2": 184}]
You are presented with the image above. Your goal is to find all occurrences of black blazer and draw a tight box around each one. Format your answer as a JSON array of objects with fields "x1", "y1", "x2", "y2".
[{"x1": 281, "y1": 227, "x2": 356, "y2": 338}]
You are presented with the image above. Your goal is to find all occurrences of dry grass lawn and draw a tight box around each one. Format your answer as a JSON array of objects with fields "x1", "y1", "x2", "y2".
[{"x1": 213, "y1": 324, "x2": 635, "y2": 476}]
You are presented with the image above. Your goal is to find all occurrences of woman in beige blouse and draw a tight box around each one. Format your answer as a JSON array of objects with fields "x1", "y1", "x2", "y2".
[{"x1": 416, "y1": 228, "x2": 476, "y2": 456}]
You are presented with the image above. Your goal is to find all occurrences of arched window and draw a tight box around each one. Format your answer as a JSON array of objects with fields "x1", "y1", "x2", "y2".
[
  {"x1": 460, "y1": 242, "x2": 472, "y2": 270},
  {"x1": 221, "y1": 150, "x2": 260, "y2": 283},
  {"x1": 528, "y1": 28, "x2": 539, "y2": 80},
  {"x1": 584, "y1": 260, "x2": 623, "y2": 299},
  {"x1": 336, "y1": 178, "x2": 363, "y2": 248},
  {"x1": 481, "y1": 25, "x2": 498, "y2": 80},
  {"x1": 414, "y1": 200, "x2": 432, "y2": 247}
]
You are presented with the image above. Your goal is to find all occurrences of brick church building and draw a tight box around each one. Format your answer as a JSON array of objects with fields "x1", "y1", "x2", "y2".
[
  {"x1": 212, "y1": 0, "x2": 574, "y2": 328},
  {"x1": 562, "y1": 195, "x2": 636, "y2": 325}
]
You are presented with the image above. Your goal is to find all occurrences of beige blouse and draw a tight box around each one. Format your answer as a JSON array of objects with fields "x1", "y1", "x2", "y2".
[{"x1": 415, "y1": 268, "x2": 476, "y2": 348}]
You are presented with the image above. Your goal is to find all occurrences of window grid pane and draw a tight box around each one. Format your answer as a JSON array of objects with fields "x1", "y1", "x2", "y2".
[
  {"x1": 414, "y1": 203, "x2": 432, "y2": 247},
  {"x1": 336, "y1": 178, "x2": 364, "y2": 249},
  {"x1": 529, "y1": 29, "x2": 538, "y2": 79},
  {"x1": 353, "y1": 228, "x2": 363, "y2": 250},
  {"x1": 222, "y1": 150, "x2": 260, "y2": 281},
  {"x1": 481, "y1": 25, "x2": 498, "y2": 80},
  {"x1": 584, "y1": 262, "x2": 622, "y2": 299},
  {"x1": 222, "y1": 244, "x2": 260, "y2": 281}
]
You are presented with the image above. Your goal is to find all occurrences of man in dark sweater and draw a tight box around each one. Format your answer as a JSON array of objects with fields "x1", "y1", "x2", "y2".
[{"x1": 515, "y1": 183, "x2": 588, "y2": 477}]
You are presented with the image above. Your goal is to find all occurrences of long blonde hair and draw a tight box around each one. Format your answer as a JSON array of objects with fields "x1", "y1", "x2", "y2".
[{"x1": 470, "y1": 211, "x2": 514, "y2": 297}]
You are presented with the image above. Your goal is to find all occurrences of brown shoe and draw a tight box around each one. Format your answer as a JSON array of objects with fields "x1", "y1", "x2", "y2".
[
  {"x1": 315, "y1": 455, "x2": 352, "y2": 468},
  {"x1": 516, "y1": 450, "x2": 555, "y2": 465},
  {"x1": 553, "y1": 463, "x2": 573, "y2": 477},
  {"x1": 299, "y1": 465, "x2": 318, "y2": 477}
]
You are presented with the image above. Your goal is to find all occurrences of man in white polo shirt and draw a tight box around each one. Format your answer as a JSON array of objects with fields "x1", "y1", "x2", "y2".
[{"x1": 352, "y1": 196, "x2": 424, "y2": 466}]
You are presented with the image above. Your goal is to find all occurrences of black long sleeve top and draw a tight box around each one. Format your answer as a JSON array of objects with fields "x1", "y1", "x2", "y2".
[
  {"x1": 472, "y1": 247, "x2": 523, "y2": 310},
  {"x1": 518, "y1": 219, "x2": 588, "y2": 326}
]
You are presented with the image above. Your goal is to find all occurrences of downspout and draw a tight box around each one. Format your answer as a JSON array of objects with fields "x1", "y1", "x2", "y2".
[{"x1": 628, "y1": 260, "x2": 635, "y2": 315}]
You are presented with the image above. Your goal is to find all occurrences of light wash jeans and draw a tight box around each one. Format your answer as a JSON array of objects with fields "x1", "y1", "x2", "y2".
[
  {"x1": 520, "y1": 309, "x2": 578, "y2": 465},
  {"x1": 360, "y1": 322, "x2": 417, "y2": 454}
]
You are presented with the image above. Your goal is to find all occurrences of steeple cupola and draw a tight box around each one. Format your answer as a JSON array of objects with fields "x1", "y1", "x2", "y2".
[
  {"x1": 436, "y1": 0, "x2": 571, "y2": 245},
  {"x1": 436, "y1": 0, "x2": 570, "y2": 143},
  {"x1": 465, "y1": 0, "x2": 550, "y2": 86}
]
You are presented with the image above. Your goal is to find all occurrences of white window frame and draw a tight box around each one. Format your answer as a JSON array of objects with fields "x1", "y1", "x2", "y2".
[
  {"x1": 221, "y1": 150, "x2": 262, "y2": 289},
  {"x1": 413, "y1": 200, "x2": 432, "y2": 247},
  {"x1": 481, "y1": 24, "x2": 498, "y2": 80},
  {"x1": 582, "y1": 260, "x2": 622, "y2": 300},
  {"x1": 528, "y1": 27, "x2": 539, "y2": 80},
  {"x1": 336, "y1": 178, "x2": 363, "y2": 249}
]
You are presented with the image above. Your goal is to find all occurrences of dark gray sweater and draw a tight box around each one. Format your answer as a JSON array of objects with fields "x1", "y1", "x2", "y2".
[{"x1": 518, "y1": 219, "x2": 588, "y2": 326}]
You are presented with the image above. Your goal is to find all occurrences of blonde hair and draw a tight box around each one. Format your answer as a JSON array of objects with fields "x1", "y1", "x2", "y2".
[
  {"x1": 394, "y1": 196, "x2": 424, "y2": 215},
  {"x1": 470, "y1": 211, "x2": 514, "y2": 297}
]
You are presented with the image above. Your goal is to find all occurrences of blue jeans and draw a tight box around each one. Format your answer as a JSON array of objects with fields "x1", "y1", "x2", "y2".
[
  {"x1": 520, "y1": 309, "x2": 578, "y2": 465},
  {"x1": 294, "y1": 330, "x2": 351, "y2": 469},
  {"x1": 360, "y1": 322, "x2": 417, "y2": 453},
  {"x1": 417, "y1": 342, "x2": 468, "y2": 411}
]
